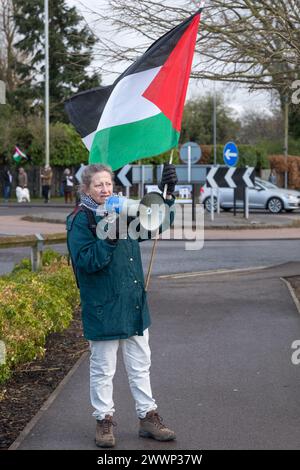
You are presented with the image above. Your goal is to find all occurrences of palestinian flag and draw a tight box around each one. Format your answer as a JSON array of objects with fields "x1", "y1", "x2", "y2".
[
  {"x1": 13, "y1": 146, "x2": 28, "y2": 163},
  {"x1": 65, "y1": 9, "x2": 202, "y2": 171}
]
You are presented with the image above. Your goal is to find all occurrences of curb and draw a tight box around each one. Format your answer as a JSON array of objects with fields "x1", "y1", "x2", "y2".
[
  {"x1": 281, "y1": 277, "x2": 300, "y2": 316},
  {"x1": 0, "y1": 203, "x2": 74, "y2": 209},
  {"x1": 9, "y1": 351, "x2": 89, "y2": 450},
  {"x1": 20, "y1": 215, "x2": 300, "y2": 231},
  {"x1": 21, "y1": 216, "x2": 67, "y2": 225}
]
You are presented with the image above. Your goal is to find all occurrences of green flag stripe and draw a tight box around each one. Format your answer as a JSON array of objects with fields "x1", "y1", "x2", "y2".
[{"x1": 89, "y1": 112, "x2": 179, "y2": 170}]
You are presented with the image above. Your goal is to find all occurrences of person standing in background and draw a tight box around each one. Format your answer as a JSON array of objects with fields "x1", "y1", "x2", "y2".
[
  {"x1": 74, "y1": 163, "x2": 85, "y2": 206},
  {"x1": 40, "y1": 165, "x2": 53, "y2": 203},
  {"x1": 17, "y1": 167, "x2": 27, "y2": 189},
  {"x1": 268, "y1": 169, "x2": 277, "y2": 185},
  {"x1": 62, "y1": 168, "x2": 74, "y2": 204},
  {"x1": 16, "y1": 167, "x2": 30, "y2": 203},
  {"x1": 2, "y1": 166, "x2": 13, "y2": 202}
]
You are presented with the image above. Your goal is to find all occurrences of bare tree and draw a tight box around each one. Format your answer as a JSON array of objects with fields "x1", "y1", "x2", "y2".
[
  {"x1": 0, "y1": 0, "x2": 17, "y2": 90},
  {"x1": 0, "y1": 0, "x2": 29, "y2": 93},
  {"x1": 86, "y1": 0, "x2": 299, "y2": 97},
  {"x1": 238, "y1": 108, "x2": 284, "y2": 144}
]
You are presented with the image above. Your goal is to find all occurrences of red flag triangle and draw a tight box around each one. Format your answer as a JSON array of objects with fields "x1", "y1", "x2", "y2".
[{"x1": 143, "y1": 14, "x2": 201, "y2": 132}]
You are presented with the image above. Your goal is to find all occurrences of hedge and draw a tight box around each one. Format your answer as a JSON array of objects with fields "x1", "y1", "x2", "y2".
[
  {"x1": 0, "y1": 250, "x2": 80, "y2": 384},
  {"x1": 268, "y1": 154, "x2": 300, "y2": 189}
]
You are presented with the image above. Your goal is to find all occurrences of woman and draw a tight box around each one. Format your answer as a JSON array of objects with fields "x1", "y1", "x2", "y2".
[
  {"x1": 67, "y1": 163, "x2": 177, "y2": 448},
  {"x1": 268, "y1": 169, "x2": 277, "y2": 185},
  {"x1": 62, "y1": 168, "x2": 74, "y2": 203},
  {"x1": 40, "y1": 165, "x2": 53, "y2": 203}
]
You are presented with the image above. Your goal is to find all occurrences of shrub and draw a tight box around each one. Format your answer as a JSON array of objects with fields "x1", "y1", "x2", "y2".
[
  {"x1": 12, "y1": 248, "x2": 64, "y2": 274},
  {"x1": 268, "y1": 154, "x2": 300, "y2": 189},
  {"x1": 0, "y1": 254, "x2": 79, "y2": 384}
]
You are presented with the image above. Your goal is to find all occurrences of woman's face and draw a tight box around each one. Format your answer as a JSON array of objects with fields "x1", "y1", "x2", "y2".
[{"x1": 86, "y1": 171, "x2": 113, "y2": 204}]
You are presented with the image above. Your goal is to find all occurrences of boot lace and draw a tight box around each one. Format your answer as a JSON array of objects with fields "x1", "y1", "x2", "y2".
[
  {"x1": 101, "y1": 416, "x2": 117, "y2": 434},
  {"x1": 148, "y1": 411, "x2": 166, "y2": 430}
]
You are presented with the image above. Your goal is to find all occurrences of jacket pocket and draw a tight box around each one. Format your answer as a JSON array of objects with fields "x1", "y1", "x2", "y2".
[
  {"x1": 82, "y1": 295, "x2": 130, "y2": 338},
  {"x1": 94, "y1": 304, "x2": 104, "y2": 320}
]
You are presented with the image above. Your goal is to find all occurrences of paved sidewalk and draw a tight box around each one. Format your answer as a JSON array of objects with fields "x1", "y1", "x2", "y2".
[
  {"x1": 0, "y1": 202, "x2": 73, "y2": 209},
  {"x1": 11, "y1": 262, "x2": 300, "y2": 450},
  {"x1": 0, "y1": 215, "x2": 65, "y2": 236}
]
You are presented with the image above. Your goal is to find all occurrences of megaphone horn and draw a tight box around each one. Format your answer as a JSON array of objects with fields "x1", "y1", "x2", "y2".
[
  {"x1": 138, "y1": 192, "x2": 166, "y2": 231},
  {"x1": 103, "y1": 192, "x2": 167, "y2": 232}
]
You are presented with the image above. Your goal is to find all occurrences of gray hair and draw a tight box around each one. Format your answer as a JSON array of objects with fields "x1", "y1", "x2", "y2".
[{"x1": 80, "y1": 164, "x2": 114, "y2": 192}]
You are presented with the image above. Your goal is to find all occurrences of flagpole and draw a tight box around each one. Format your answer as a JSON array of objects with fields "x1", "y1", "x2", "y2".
[
  {"x1": 145, "y1": 149, "x2": 174, "y2": 292},
  {"x1": 45, "y1": 0, "x2": 50, "y2": 167}
]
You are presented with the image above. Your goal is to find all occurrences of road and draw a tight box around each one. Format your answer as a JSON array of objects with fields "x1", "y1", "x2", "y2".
[
  {"x1": 0, "y1": 204, "x2": 299, "y2": 274},
  {"x1": 13, "y1": 261, "x2": 300, "y2": 450},
  {"x1": 1, "y1": 239, "x2": 300, "y2": 276}
]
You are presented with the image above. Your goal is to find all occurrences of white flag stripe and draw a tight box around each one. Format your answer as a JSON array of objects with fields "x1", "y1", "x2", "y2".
[
  {"x1": 98, "y1": 67, "x2": 162, "y2": 132},
  {"x1": 83, "y1": 131, "x2": 96, "y2": 150}
]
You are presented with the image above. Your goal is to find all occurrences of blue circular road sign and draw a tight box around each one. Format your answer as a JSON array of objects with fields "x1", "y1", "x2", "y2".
[{"x1": 223, "y1": 142, "x2": 239, "y2": 167}]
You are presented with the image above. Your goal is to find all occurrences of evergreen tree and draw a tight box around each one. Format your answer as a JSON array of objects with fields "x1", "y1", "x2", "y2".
[{"x1": 13, "y1": 0, "x2": 100, "y2": 121}]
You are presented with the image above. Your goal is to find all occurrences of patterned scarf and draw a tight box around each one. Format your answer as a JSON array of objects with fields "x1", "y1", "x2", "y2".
[{"x1": 80, "y1": 193, "x2": 99, "y2": 213}]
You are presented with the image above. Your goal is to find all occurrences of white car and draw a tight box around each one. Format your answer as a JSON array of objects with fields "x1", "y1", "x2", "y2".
[{"x1": 200, "y1": 178, "x2": 300, "y2": 214}]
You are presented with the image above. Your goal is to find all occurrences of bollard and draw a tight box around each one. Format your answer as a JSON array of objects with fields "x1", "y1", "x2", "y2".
[
  {"x1": 0, "y1": 340, "x2": 6, "y2": 366},
  {"x1": 31, "y1": 233, "x2": 44, "y2": 272}
]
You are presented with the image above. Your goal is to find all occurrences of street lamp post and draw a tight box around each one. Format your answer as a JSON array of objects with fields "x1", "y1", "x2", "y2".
[
  {"x1": 284, "y1": 96, "x2": 289, "y2": 189},
  {"x1": 213, "y1": 85, "x2": 217, "y2": 166},
  {"x1": 44, "y1": 0, "x2": 50, "y2": 167}
]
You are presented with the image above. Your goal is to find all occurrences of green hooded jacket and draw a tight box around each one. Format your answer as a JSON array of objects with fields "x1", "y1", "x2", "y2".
[{"x1": 67, "y1": 197, "x2": 175, "y2": 341}]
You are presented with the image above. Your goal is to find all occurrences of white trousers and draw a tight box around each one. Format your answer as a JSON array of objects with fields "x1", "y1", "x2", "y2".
[{"x1": 89, "y1": 329, "x2": 157, "y2": 421}]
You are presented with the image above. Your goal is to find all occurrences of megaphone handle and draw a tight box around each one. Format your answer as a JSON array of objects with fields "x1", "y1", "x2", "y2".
[{"x1": 145, "y1": 150, "x2": 174, "y2": 291}]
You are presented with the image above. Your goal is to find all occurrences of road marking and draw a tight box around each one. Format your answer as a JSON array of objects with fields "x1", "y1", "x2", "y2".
[{"x1": 158, "y1": 265, "x2": 271, "y2": 279}]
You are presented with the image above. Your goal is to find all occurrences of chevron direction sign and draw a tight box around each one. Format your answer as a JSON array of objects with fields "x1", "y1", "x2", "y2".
[
  {"x1": 206, "y1": 167, "x2": 255, "y2": 189},
  {"x1": 115, "y1": 165, "x2": 154, "y2": 187},
  {"x1": 115, "y1": 164, "x2": 133, "y2": 187}
]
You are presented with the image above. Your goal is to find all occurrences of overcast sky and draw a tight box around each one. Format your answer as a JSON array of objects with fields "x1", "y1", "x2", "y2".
[{"x1": 67, "y1": 0, "x2": 277, "y2": 120}]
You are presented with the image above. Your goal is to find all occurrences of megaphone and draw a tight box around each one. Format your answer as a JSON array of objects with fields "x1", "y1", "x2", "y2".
[{"x1": 103, "y1": 192, "x2": 166, "y2": 231}]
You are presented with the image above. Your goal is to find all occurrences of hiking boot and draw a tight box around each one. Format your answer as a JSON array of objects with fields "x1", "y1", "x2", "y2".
[
  {"x1": 139, "y1": 410, "x2": 176, "y2": 441},
  {"x1": 95, "y1": 415, "x2": 116, "y2": 448}
]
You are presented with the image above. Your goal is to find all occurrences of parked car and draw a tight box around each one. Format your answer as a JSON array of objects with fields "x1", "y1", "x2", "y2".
[{"x1": 200, "y1": 178, "x2": 300, "y2": 214}]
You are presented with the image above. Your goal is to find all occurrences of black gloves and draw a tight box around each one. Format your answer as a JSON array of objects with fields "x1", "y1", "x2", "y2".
[{"x1": 158, "y1": 163, "x2": 178, "y2": 195}]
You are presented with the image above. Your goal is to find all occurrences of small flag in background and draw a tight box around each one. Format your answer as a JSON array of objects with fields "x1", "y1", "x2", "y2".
[
  {"x1": 65, "y1": 9, "x2": 203, "y2": 171},
  {"x1": 13, "y1": 146, "x2": 28, "y2": 163}
]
